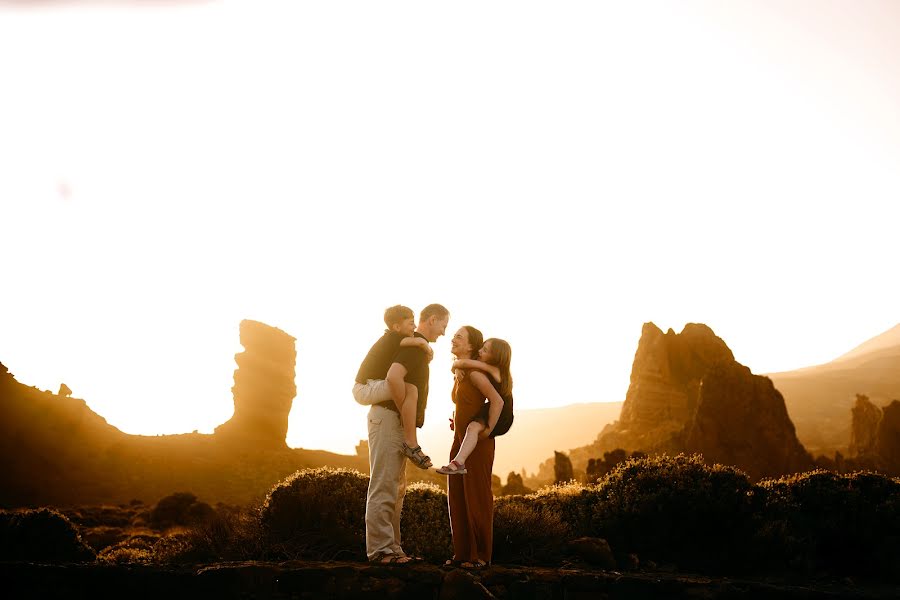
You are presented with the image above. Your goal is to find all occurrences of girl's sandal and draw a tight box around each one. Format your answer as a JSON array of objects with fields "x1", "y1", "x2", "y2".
[
  {"x1": 436, "y1": 460, "x2": 467, "y2": 475},
  {"x1": 402, "y1": 442, "x2": 432, "y2": 469},
  {"x1": 460, "y1": 560, "x2": 488, "y2": 570},
  {"x1": 442, "y1": 559, "x2": 463, "y2": 569}
]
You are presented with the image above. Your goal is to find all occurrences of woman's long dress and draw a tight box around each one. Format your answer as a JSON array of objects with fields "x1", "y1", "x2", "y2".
[{"x1": 447, "y1": 374, "x2": 496, "y2": 563}]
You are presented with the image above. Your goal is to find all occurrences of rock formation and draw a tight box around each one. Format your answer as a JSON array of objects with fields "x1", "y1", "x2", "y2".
[
  {"x1": 684, "y1": 362, "x2": 813, "y2": 480},
  {"x1": 545, "y1": 323, "x2": 814, "y2": 482},
  {"x1": 874, "y1": 400, "x2": 900, "y2": 469},
  {"x1": 613, "y1": 323, "x2": 734, "y2": 453},
  {"x1": 214, "y1": 320, "x2": 297, "y2": 448},
  {"x1": 0, "y1": 361, "x2": 12, "y2": 386},
  {"x1": 499, "y1": 471, "x2": 533, "y2": 496},
  {"x1": 849, "y1": 394, "x2": 881, "y2": 457},
  {"x1": 554, "y1": 451, "x2": 573, "y2": 483}
]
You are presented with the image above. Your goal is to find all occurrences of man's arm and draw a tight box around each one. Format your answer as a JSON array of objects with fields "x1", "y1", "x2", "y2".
[
  {"x1": 386, "y1": 362, "x2": 409, "y2": 410},
  {"x1": 469, "y1": 371, "x2": 504, "y2": 438}
]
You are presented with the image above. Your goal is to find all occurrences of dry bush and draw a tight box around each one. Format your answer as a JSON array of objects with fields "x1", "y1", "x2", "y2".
[
  {"x1": 148, "y1": 492, "x2": 216, "y2": 530},
  {"x1": 527, "y1": 480, "x2": 600, "y2": 538},
  {"x1": 757, "y1": 470, "x2": 900, "y2": 577},
  {"x1": 0, "y1": 508, "x2": 96, "y2": 563},
  {"x1": 260, "y1": 467, "x2": 368, "y2": 560},
  {"x1": 493, "y1": 496, "x2": 569, "y2": 564},
  {"x1": 97, "y1": 536, "x2": 155, "y2": 564},
  {"x1": 593, "y1": 454, "x2": 754, "y2": 572},
  {"x1": 154, "y1": 504, "x2": 265, "y2": 564},
  {"x1": 399, "y1": 482, "x2": 452, "y2": 562}
]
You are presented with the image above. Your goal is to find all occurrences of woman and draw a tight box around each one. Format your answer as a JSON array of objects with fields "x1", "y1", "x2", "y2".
[{"x1": 444, "y1": 325, "x2": 506, "y2": 569}]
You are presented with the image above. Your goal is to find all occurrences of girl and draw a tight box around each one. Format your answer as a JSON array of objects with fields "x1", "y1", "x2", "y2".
[{"x1": 437, "y1": 337, "x2": 513, "y2": 475}]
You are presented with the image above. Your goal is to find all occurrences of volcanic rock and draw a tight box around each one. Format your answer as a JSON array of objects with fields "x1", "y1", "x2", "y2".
[
  {"x1": 615, "y1": 323, "x2": 734, "y2": 452},
  {"x1": 214, "y1": 320, "x2": 297, "y2": 448},
  {"x1": 554, "y1": 451, "x2": 573, "y2": 483},
  {"x1": 875, "y1": 400, "x2": 900, "y2": 468},
  {"x1": 849, "y1": 394, "x2": 882, "y2": 458},
  {"x1": 684, "y1": 361, "x2": 813, "y2": 480},
  {"x1": 555, "y1": 322, "x2": 814, "y2": 482}
]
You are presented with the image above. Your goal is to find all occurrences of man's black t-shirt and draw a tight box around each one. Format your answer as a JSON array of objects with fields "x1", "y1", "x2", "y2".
[
  {"x1": 355, "y1": 330, "x2": 404, "y2": 384},
  {"x1": 390, "y1": 332, "x2": 429, "y2": 428}
]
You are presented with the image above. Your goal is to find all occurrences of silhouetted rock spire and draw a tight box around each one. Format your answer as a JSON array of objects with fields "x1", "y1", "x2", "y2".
[
  {"x1": 593, "y1": 322, "x2": 813, "y2": 480},
  {"x1": 214, "y1": 319, "x2": 297, "y2": 448},
  {"x1": 554, "y1": 451, "x2": 574, "y2": 483},
  {"x1": 849, "y1": 394, "x2": 881, "y2": 457}
]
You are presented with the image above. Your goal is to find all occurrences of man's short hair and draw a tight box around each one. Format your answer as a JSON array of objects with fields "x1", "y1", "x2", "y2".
[
  {"x1": 384, "y1": 305, "x2": 415, "y2": 328},
  {"x1": 420, "y1": 303, "x2": 450, "y2": 322}
]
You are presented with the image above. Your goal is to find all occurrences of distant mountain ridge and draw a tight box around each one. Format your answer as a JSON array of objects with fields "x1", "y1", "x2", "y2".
[
  {"x1": 767, "y1": 323, "x2": 900, "y2": 456},
  {"x1": 831, "y1": 323, "x2": 900, "y2": 365}
]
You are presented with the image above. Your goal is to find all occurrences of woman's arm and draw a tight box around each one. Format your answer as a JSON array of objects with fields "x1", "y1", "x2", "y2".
[
  {"x1": 469, "y1": 371, "x2": 504, "y2": 438},
  {"x1": 451, "y1": 358, "x2": 500, "y2": 383},
  {"x1": 400, "y1": 336, "x2": 434, "y2": 361}
]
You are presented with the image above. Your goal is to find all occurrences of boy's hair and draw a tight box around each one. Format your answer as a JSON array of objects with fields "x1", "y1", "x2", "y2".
[
  {"x1": 420, "y1": 303, "x2": 450, "y2": 322},
  {"x1": 383, "y1": 305, "x2": 415, "y2": 328}
]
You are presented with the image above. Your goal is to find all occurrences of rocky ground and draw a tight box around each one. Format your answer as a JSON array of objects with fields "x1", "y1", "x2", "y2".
[{"x1": 2, "y1": 559, "x2": 897, "y2": 600}]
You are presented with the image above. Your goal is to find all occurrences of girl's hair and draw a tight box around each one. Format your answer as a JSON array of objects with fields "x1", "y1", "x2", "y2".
[
  {"x1": 462, "y1": 326, "x2": 484, "y2": 359},
  {"x1": 484, "y1": 338, "x2": 512, "y2": 398}
]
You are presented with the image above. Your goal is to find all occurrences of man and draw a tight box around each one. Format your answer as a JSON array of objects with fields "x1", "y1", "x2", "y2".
[{"x1": 365, "y1": 303, "x2": 450, "y2": 564}]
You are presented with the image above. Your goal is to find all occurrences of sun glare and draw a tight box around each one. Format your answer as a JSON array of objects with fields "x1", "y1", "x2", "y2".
[{"x1": 1, "y1": 1, "x2": 898, "y2": 460}]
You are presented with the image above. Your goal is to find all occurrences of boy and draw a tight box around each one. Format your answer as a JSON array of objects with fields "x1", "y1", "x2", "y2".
[{"x1": 354, "y1": 305, "x2": 432, "y2": 465}]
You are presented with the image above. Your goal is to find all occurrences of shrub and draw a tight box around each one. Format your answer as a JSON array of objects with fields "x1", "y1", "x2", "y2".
[
  {"x1": 155, "y1": 504, "x2": 265, "y2": 564},
  {"x1": 493, "y1": 495, "x2": 570, "y2": 564},
  {"x1": 399, "y1": 482, "x2": 452, "y2": 562},
  {"x1": 97, "y1": 535, "x2": 158, "y2": 564},
  {"x1": 756, "y1": 470, "x2": 900, "y2": 577},
  {"x1": 0, "y1": 508, "x2": 96, "y2": 563},
  {"x1": 592, "y1": 454, "x2": 754, "y2": 572},
  {"x1": 149, "y1": 492, "x2": 216, "y2": 530},
  {"x1": 260, "y1": 467, "x2": 369, "y2": 560},
  {"x1": 528, "y1": 481, "x2": 601, "y2": 539}
]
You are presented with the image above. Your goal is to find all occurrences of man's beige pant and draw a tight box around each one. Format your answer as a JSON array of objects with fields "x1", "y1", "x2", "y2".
[{"x1": 365, "y1": 404, "x2": 407, "y2": 560}]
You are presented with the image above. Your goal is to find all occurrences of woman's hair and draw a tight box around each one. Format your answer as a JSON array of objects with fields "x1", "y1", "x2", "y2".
[
  {"x1": 462, "y1": 326, "x2": 484, "y2": 359},
  {"x1": 484, "y1": 338, "x2": 513, "y2": 398}
]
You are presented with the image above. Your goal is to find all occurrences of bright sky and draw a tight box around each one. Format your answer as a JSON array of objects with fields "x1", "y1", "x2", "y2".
[{"x1": 1, "y1": 1, "x2": 898, "y2": 458}]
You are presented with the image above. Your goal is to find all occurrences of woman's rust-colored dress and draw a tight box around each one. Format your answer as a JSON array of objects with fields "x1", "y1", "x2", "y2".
[{"x1": 447, "y1": 374, "x2": 496, "y2": 564}]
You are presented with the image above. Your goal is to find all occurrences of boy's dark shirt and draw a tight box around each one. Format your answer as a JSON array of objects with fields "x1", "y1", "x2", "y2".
[
  {"x1": 378, "y1": 332, "x2": 429, "y2": 428},
  {"x1": 355, "y1": 330, "x2": 405, "y2": 384}
]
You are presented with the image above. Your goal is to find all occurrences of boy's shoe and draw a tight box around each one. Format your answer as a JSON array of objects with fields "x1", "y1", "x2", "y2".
[{"x1": 402, "y1": 442, "x2": 432, "y2": 469}]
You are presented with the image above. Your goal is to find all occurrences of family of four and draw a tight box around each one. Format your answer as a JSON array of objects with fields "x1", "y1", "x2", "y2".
[{"x1": 353, "y1": 304, "x2": 513, "y2": 569}]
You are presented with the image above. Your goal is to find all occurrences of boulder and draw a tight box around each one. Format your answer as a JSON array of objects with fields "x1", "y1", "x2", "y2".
[{"x1": 566, "y1": 537, "x2": 617, "y2": 569}]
